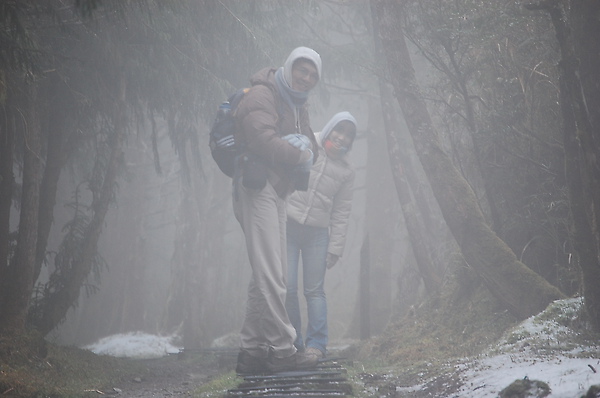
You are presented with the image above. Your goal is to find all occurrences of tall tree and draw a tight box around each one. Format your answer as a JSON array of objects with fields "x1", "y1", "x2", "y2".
[
  {"x1": 524, "y1": 0, "x2": 600, "y2": 331},
  {"x1": 1, "y1": 83, "x2": 43, "y2": 333},
  {"x1": 371, "y1": 3, "x2": 442, "y2": 294},
  {"x1": 570, "y1": 0, "x2": 600, "y2": 331},
  {"x1": 399, "y1": 0, "x2": 573, "y2": 295},
  {"x1": 370, "y1": 0, "x2": 565, "y2": 320},
  {"x1": 0, "y1": 1, "x2": 46, "y2": 333},
  {"x1": 402, "y1": 0, "x2": 502, "y2": 231}
]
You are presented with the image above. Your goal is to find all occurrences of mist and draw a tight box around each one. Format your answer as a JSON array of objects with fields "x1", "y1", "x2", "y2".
[
  {"x1": 34, "y1": 1, "x2": 414, "y2": 349},
  {"x1": 3, "y1": 0, "x2": 594, "y2": 358},
  {"x1": 49, "y1": 50, "x2": 413, "y2": 349}
]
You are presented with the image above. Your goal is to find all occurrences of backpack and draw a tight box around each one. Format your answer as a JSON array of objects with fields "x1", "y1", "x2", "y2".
[{"x1": 209, "y1": 88, "x2": 250, "y2": 178}]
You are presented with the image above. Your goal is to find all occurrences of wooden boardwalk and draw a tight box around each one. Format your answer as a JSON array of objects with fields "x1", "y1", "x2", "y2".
[{"x1": 226, "y1": 357, "x2": 353, "y2": 397}]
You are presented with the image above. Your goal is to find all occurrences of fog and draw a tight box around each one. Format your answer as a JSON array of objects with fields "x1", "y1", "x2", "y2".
[
  {"x1": 6, "y1": 1, "x2": 576, "y2": 358},
  {"x1": 49, "y1": 71, "x2": 418, "y2": 349},
  {"x1": 15, "y1": 2, "x2": 424, "y2": 350}
]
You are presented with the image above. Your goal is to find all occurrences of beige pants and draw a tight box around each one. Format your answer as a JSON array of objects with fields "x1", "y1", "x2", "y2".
[{"x1": 233, "y1": 179, "x2": 297, "y2": 359}]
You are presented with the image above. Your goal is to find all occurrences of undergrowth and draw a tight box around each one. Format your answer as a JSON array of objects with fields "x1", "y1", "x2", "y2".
[
  {"x1": 0, "y1": 331, "x2": 142, "y2": 397},
  {"x1": 365, "y1": 271, "x2": 519, "y2": 365},
  {"x1": 348, "y1": 269, "x2": 521, "y2": 395},
  {"x1": 191, "y1": 371, "x2": 239, "y2": 397}
]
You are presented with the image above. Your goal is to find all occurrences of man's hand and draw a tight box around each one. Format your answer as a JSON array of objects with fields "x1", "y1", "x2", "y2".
[
  {"x1": 282, "y1": 134, "x2": 311, "y2": 151},
  {"x1": 296, "y1": 149, "x2": 313, "y2": 173},
  {"x1": 326, "y1": 253, "x2": 339, "y2": 269}
]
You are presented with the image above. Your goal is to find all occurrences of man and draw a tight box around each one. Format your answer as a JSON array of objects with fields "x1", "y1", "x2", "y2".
[{"x1": 232, "y1": 47, "x2": 322, "y2": 374}]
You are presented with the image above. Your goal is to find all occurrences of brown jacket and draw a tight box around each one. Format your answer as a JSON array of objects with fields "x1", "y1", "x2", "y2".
[{"x1": 234, "y1": 67, "x2": 318, "y2": 198}]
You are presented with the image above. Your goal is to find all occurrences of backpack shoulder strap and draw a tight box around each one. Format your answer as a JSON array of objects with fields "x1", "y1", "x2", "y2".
[{"x1": 228, "y1": 87, "x2": 250, "y2": 109}]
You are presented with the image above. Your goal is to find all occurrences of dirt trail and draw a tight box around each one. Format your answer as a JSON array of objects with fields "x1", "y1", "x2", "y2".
[{"x1": 108, "y1": 350, "x2": 236, "y2": 397}]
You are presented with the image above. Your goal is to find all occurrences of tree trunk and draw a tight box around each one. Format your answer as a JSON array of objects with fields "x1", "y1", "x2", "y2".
[
  {"x1": 34, "y1": 72, "x2": 127, "y2": 335},
  {"x1": 371, "y1": 19, "x2": 442, "y2": 293},
  {"x1": 371, "y1": 0, "x2": 565, "y2": 320},
  {"x1": 0, "y1": 83, "x2": 43, "y2": 334},
  {"x1": 380, "y1": 85, "x2": 441, "y2": 294},
  {"x1": 364, "y1": 95, "x2": 397, "y2": 335},
  {"x1": 198, "y1": 168, "x2": 243, "y2": 341},
  {"x1": 571, "y1": 0, "x2": 600, "y2": 332},
  {"x1": 116, "y1": 170, "x2": 147, "y2": 333},
  {"x1": 180, "y1": 176, "x2": 205, "y2": 350},
  {"x1": 0, "y1": 98, "x2": 15, "y2": 284},
  {"x1": 169, "y1": 137, "x2": 228, "y2": 349},
  {"x1": 359, "y1": 234, "x2": 371, "y2": 340},
  {"x1": 181, "y1": 145, "x2": 238, "y2": 348},
  {"x1": 570, "y1": 0, "x2": 600, "y2": 161},
  {"x1": 34, "y1": 76, "x2": 74, "y2": 284},
  {"x1": 527, "y1": 0, "x2": 600, "y2": 331}
]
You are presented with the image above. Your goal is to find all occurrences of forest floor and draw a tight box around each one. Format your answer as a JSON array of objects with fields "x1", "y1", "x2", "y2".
[
  {"x1": 0, "y1": 335, "x2": 466, "y2": 398},
  {"x1": 105, "y1": 350, "x2": 237, "y2": 397},
  {"x1": 4, "y1": 293, "x2": 600, "y2": 397},
  {"x1": 0, "y1": 336, "x2": 239, "y2": 397},
  {"x1": 0, "y1": 286, "x2": 514, "y2": 397}
]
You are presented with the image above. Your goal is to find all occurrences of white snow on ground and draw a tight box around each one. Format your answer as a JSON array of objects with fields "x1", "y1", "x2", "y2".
[
  {"x1": 83, "y1": 331, "x2": 182, "y2": 359},
  {"x1": 454, "y1": 297, "x2": 600, "y2": 397}
]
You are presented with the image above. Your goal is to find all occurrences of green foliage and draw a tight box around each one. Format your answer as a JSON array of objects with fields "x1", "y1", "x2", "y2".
[{"x1": 190, "y1": 371, "x2": 238, "y2": 397}]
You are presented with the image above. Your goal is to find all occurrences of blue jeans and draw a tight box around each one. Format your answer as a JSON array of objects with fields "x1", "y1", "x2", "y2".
[{"x1": 285, "y1": 219, "x2": 329, "y2": 354}]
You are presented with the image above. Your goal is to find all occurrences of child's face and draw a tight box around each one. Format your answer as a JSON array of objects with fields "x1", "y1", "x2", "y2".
[
  {"x1": 329, "y1": 129, "x2": 354, "y2": 148},
  {"x1": 324, "y1": 122, "x2": 355, "y2": 158}
]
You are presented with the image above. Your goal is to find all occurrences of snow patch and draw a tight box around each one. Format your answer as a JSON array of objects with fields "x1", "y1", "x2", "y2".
[
  {"x1": 83, "y1": 331, "x2": 182, "y2": 359},
  {"x1": 454, "y1": 297, "x2": 600, "y2": 397}
]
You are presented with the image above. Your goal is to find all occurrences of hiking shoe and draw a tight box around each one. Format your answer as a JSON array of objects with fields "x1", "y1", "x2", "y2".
[
  {"x1": 235, "y1": 350, "x2": 267, "y2": 375},
  {"x1": 266, "y1": 351, "x2": 319, "y2": 373},
  {"x1": 305, "y1": 346, "x2": 325, "y2": 358}
]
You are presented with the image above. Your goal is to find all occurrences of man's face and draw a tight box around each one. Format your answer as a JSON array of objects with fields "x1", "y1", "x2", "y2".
[{"x1": 291, "y1": 59, "x2": 319, "y2": 92}]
